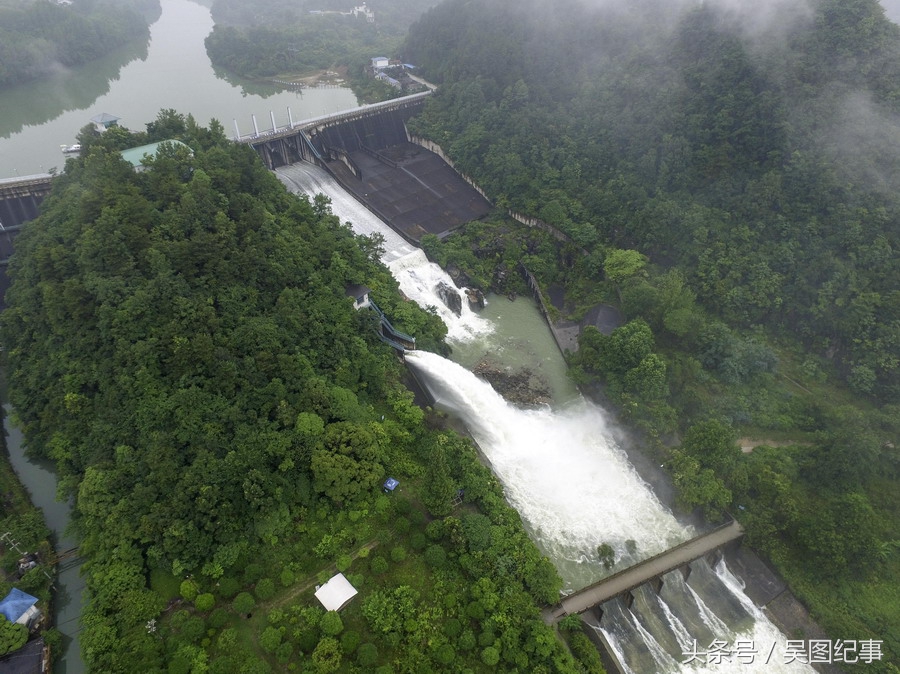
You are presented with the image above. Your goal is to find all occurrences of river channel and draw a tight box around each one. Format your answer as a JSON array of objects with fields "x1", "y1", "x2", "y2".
[
  {"x1": 1, "y1": 0, "x2": 820, "y2": 671},
  {"x1": 277, "y1": 162, "x2": 815, "y2": 674},
  {"x1": 0, "y1": 1, "x2": 359, "y2": 671}
]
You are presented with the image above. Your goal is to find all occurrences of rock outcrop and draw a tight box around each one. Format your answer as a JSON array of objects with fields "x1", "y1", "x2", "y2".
[{"x1": 435, "y1": 281, "x2": 463, "y2": 316}]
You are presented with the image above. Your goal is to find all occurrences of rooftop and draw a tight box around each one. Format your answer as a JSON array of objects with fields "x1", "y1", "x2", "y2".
[{"x1": 120, "y1": 140, "x2": 192, "y2": 168}]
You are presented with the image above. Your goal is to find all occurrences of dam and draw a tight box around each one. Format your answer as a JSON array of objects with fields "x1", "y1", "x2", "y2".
[
  {"x1": 239, "y1": 94, "x2": 493, "y2": 243},
  {"x1": 0, "y1": 173, "x2": 53, "y2": 308}
]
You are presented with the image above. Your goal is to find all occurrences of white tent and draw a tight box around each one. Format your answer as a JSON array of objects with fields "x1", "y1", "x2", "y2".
[{"x1": 314, "y1": 573, "x2": 358, "y2": 611}]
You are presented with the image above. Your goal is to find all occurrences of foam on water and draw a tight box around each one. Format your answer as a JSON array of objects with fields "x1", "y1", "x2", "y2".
[
  {"x1": 405, "y1": 350, "x2": 687, "y2": 588},
  {"x1": 276, "y1": 163, "x2": 493, "y2": 342},
  {"x1": 277, "y1": 160, "x2": 815, "y2": 674}
]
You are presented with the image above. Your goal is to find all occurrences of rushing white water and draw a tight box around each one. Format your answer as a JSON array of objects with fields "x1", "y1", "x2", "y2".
[
  {"x1": 406, "y1": 350, "x2": 687, "y2": 586},
  {"x1": 276, "y1": 163, "x2": 492, "y2": 342},
  {"x1": 276, "y1": 160, "x2": 815, "y2": 674}
]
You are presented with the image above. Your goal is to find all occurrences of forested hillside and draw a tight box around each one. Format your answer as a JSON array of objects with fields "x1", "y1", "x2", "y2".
[
  {"x1": 405, "y1": 0, "x2": 900, "y2": 399},
  {"x1": 0, "y1": 0, "x2": 160, "y2": 88},
  {"x1": 403, "y1": 0, "x2": 899, "y2": 668},
  {"x1": 0, "y1": 114, "x2": 590, "y2": 673},
  {"x1": 205, "y1": 0, "x2": 439, "y2": 98}
]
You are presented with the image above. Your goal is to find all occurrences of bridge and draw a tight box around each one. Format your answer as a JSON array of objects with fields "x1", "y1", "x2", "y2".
[{"x1": 543, "y1": 518, "x2": 744, "y2": 624}]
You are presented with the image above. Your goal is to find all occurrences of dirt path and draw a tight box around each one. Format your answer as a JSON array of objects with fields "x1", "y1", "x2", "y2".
[
  {"x1": 738, "y1": 438, "x2": 808, "y2": 454},
  {"x1": 263, "y1": 539, "x2": 380, "y2": 611}
]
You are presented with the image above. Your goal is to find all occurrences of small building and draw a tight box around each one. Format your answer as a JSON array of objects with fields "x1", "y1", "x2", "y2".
[
  {"x1": 345, "y1": 284, "x2": 371, "y2": 310},
  {"x1": 383, "y1": 477, "x2": 399, "y2": 493},
  {"x1": 90, "y1": 113, "x2": 121, "y2": 133},
  {"x1": 371, "y1": 56, "x2": 389, "y2": 70},
  {"x1": 119, "y1": 140, "x2": 193, "y2": 172},
  {"x1": 375, "y1": 72, "x2": 401, "y2": 89},
  {"x1": 0, "y1": 588, "x2": 40, "y2": 630},
  {"x1": 314, "y1": 573, "x2": 358, "y2": 611}
]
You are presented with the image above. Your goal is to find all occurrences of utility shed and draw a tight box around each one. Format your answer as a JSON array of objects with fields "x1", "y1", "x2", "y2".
[
  {"x1": 0, "y1": 588, "x2": 40, "y2": 628},
  {"x1": 314, "y1": 573, "x2": 358, "y2": 611},
  {"x1": 345, "y1": 284, "x2": 371, "y2": 310},
  {"x1": 90, "y1": 112, "x2": 121, "y2": 132}
]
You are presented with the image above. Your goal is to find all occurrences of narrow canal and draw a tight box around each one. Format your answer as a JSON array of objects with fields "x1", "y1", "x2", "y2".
[{"x1": 3, "y1": 406, "x2": 84, "y2": 674}]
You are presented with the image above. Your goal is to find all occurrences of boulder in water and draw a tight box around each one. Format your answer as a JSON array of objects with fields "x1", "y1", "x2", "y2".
[
  {"x1": 435, "y1": 281, "x2": 463, "y2": 316},
  {"x1": 473, "y1": 359, "x2": 551, "y2": 408},
  {"x1": 466, "y1": 288, "x2": 486, "y2": 310}
]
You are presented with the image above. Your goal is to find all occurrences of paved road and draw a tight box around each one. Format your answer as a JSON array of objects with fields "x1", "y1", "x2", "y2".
[{"x1": 544, "y1": 519, "x2": 744, "y2": 624}]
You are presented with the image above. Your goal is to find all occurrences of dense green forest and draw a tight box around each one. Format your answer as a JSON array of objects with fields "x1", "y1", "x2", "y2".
[
  {"x1": 0, "y1": 0, "x2": 160, "y2": 89},
  {"x1": 403, "y1": 0, "x2": 899, "y2": 668},
  {"x1": 0, "y1": 113, "x2": 599, "y2": 673}
]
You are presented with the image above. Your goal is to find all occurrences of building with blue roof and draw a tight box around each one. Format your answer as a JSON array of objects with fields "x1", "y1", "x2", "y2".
[{"x1": 0, "y1": 588, "x2": 40, "y2": 629}]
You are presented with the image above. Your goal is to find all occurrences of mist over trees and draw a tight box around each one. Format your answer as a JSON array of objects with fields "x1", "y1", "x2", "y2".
[
  {"x1": 0, "y1": 0, "x2": 160, "y2": 88},
  {"x1": 205, "y1": 0, "x2": 441, "y2": 81},
  {"x1": 404, "y1": 0, "x2": 900, "y2": 400},
  {"x1": 403, "y1": 0, "x2": 900, "y2": 665}
]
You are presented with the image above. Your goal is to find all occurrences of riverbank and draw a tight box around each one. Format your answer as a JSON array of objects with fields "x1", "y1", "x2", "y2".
[
  {"x1": 529, "y1": 274, "x2": 845, "y2": 674},
  {"x1": 0, "y1": 406, "x2": 57, "y2": 670},
  {"x1": 268, "y1": 66, "x2": 350, "y2": 89},
  {"x1": 726, "y1": 546, "x2": 845, "y2": 674}
]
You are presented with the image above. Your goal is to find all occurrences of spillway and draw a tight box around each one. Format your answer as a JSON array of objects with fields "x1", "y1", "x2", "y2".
[{"x1": 276, "y1": 161, "x2": 815, "y2": 674}]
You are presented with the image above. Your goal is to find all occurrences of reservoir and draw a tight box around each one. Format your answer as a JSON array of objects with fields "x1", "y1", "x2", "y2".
[{"x1": 0, "y1": 0, "x2": 359, "y2": 180}]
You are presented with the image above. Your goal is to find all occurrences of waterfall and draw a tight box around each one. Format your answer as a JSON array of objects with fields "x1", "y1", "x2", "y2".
[
  {"x1": 404, "y1": 350, "x2": 687, "y2": 587},
  {"x1": 276, "y1": 161, "x2": 816, "y2": 674},
  {"x1": 277, "y1": 163, "x2": 492, "y2": 342}
]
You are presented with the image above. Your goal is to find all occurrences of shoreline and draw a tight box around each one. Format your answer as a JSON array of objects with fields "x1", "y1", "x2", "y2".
[{"x1": 535, "y1": 298, "x2": 844, "y2": 674}]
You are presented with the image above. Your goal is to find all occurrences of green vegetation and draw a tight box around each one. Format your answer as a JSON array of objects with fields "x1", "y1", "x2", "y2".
[
  {"x1": 204, "y1": 0, "x2": 438, "y2": 102},
  {"x1": 404, "y1": 0, "x2": 900, "y2": 668},
  {"x1": 0, "y1": 616, "x2": 27, "y2": 656},
  {"x1": 0, "y1": 0, "x2": 159, "y2": 89},
  {"x1": 0, "y1": 406, "x2": 54, "y2": 659},
  {"x1": 0, "y1": 111, "x2": 583, "y2": 671}
]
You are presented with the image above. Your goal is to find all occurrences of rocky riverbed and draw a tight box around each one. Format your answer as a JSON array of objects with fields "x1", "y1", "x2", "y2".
[{"x1": 473, "y1": 358, "x2": 552, "y2": 408}]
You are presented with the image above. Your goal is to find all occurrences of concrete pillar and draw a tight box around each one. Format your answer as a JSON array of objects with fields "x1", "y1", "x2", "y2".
[
  {"x1": 233, "y1": 119, "x2": 240, "y2": 140},
  {"x1": 620, "y1": 591, "x2": 634, "y2": 610},
  {"x1": 288, "y1": 107, "x2": 294, "y2": 129},
  {"x1": 252, "y1": 115, "x2": 260, "y2": 138},
  {"x1": 650, "y1": 577, "x2": 664, "y2": 595},
  {"x1": 680, "y1": 563, "x2": 692, "y2": 583},
  {"x1": 270, "y1": 111, "x2": 277, "y2": 133}
]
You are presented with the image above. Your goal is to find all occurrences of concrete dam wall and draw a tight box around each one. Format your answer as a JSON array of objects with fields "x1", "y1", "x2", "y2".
[
  {"x1": 0, "y1": 174, "x2": 53, "y2": 309},
  {"x1": 311, "y1": 106, "x2": 414, "y2": 155},
  {"x1": 307, "y1": 106, "x2": 493, "y2": 243}
]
